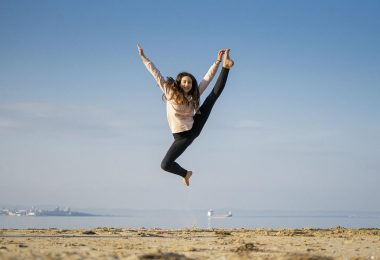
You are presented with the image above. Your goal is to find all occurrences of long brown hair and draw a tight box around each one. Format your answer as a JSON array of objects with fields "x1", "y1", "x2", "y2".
[{"x1": 163, "y1": 72, "x2": 200, "y2": 112}]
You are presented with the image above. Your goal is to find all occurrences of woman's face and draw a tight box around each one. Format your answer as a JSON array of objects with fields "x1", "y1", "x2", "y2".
[{"x1": 180, "y1": 76, "x2": 193, "y2": 93}]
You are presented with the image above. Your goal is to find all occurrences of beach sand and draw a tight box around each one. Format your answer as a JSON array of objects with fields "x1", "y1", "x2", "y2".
[{"x1": 1, "y1": 227, "x2": 379, "y2": 259}]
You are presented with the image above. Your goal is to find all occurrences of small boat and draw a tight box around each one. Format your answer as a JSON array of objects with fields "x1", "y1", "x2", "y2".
[{"x1": 207, "y1": 209, "x2": 232, "y2": 218}]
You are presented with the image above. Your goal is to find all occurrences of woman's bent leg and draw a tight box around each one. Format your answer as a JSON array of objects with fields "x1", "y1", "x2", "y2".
[{"x1": 161, "y1": 133, "x2": 193, "y2": 178}]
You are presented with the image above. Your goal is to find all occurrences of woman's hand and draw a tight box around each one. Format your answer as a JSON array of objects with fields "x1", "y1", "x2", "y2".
[
  {"x1": 137, "y1": 44, "x2": 145, "y2": 58},
  {"x1": 217, "y1": 49, "x2": 225, "y2": 62}
]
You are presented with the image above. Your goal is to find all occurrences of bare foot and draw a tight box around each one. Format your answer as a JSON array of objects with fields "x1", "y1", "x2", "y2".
[
  {"x1": 223, "y1": 48, "x2": 234, "y2": 69},
  {"x1": 183, "y1": 171, "x2": 192, "y2": 186}
]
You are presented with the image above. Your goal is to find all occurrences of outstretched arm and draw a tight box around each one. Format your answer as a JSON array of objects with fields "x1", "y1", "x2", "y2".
[
  {"x1": 137, "y1": 44, "x2": 149, "y2": 63},
  {"x1": 137, "y1": 44, "x2": 166, "y2": 92},
  {"x1": 198, "y1": 49, "x2": 225, "y2": 95}
]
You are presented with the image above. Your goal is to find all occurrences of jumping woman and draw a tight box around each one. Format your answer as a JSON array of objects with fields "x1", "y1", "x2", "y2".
[{"x1": 137, "y1": 44, "x2": 234, "y2": 186}]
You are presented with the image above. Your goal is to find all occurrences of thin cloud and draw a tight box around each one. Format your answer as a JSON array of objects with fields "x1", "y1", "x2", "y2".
[
  {"x1": 235, "y1": 119, "x2": 263, "y2": 129},
  {"x1": 0, "y1": 102, "x2": 137, "y2": 135},
  {"x1": 0, "y1": 118, "x2": 22, "y2": 129}
]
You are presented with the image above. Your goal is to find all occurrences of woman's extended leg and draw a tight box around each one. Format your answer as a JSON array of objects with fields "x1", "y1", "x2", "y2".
[
  {"x1": 191, "y1": 67, "x2": 230, "y2": 137},
  {"x1": 191, "y1": 49, "x2": 233, "y2": 137}
]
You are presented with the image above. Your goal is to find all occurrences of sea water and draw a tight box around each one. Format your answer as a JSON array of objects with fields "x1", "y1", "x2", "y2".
[{"x1": 1, "y1": 210, "x2": 380, "y2": 229}]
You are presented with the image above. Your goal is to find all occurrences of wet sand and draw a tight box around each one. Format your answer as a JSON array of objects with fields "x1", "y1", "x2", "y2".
[{"x1": 1, "y1": 227, "x2": 379, "y2": 259}]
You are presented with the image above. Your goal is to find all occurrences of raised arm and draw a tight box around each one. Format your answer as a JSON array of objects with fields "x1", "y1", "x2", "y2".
[
  {"x1": 198, "y1": 49, "x2": 225, "y2": 95},
  {"x1": 137, "y1": 44, "x2": 166, "y2": 93}
]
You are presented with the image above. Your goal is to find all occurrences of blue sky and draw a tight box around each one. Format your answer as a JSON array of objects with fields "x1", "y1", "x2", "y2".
[{"x1": 1, "y1": 0, "x2": 379, "y2": 211}]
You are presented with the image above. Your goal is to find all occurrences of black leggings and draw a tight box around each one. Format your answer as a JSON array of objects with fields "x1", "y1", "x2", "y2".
[{"x1": 160, "y1": 67, "x2": 230, "y2": 177}]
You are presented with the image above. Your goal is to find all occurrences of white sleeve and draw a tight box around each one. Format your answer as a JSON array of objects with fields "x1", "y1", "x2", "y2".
[
  {"x1": 198, "y1": 62, "x2": 220, "y2": 95},
  {"x1": 142, "y1": 59, "x2": 168, "y2": 95}
]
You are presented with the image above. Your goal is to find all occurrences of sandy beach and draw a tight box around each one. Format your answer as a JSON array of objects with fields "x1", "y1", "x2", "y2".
[{"x1": 0, "y1": 227, "x2": 379, "y2": 259}]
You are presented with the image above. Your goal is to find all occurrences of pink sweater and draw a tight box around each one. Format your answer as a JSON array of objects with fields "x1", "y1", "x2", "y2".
[{"x1": 143, "y1": 59, "x2": 220, "y2": 133}]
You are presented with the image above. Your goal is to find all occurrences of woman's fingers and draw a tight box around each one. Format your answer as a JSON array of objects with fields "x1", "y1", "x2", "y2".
[
  {"x1": 137, "y1": 44, "x2": 144, "y2": 55},
  {"x1": 217, "y1": 50, "x2": 225, "y2": 60}
]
